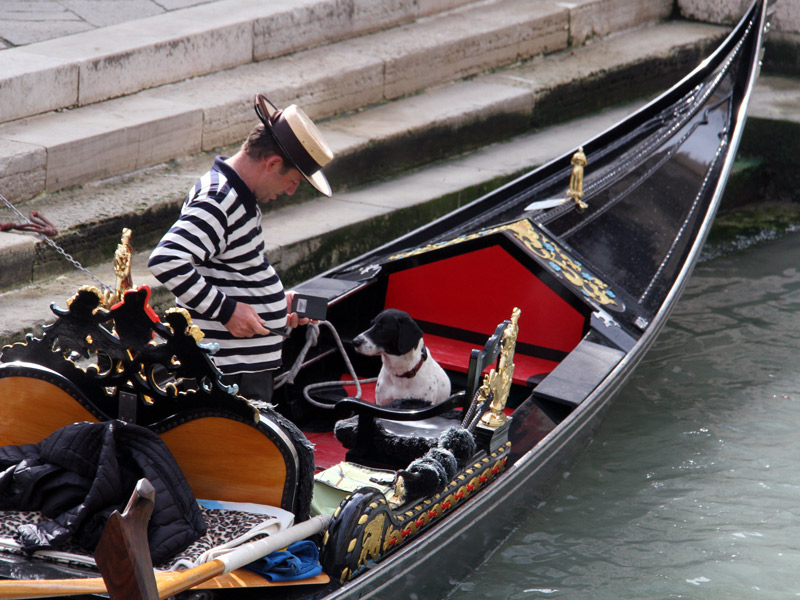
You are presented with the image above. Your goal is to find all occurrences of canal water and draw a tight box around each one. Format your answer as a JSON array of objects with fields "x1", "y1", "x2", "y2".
[{"x1": 451, "y1": 227, "x2": 800, "y2": 599}]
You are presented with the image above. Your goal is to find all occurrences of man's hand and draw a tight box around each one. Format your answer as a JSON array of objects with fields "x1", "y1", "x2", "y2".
[
  {"x1": 224, "y1": 302, "x2": 272, "y2": 338},
  {"x1": 285, "y1": 290, "x2": 312, "y2": 329}
]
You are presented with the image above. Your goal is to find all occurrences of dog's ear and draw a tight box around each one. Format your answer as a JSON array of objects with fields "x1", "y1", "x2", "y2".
[{"x1": 396, "y1": 313, "x2": 423, "y2": 355}]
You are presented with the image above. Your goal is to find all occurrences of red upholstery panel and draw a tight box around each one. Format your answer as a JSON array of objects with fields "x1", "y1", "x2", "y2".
[{"x1": 385, "y1": 244, "x2": 585, "y2": 353}]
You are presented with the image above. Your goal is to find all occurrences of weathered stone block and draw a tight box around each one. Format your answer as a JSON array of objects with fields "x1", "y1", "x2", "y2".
[
  {"x1": 773, "y1": 0, "x2": 800, "y2": 34},
  {"x1": 198, "y1": 96, "x2": 257, "y2": 153},
  {"x1": 378, "y1": 3, "x2": 569, "y2": 100},
  {"x1": 257, "y1": 46, "x2": 386, "y2": 120},
  {"x1": 0, "y1": 97, "x2": 203, "y2": 194},
  {"x1": 253, "y1": 0, "x2": 418, "y2": 61},
  {"x1": 75, "y1": 21, "x2": 253, "y2": 106},
  {"x1": 0, "y1": 50, "x2": 78, "y2": 123},
  {"x1": 318, "y1": 79, "x2": 534, "y2": 189},
  {"x1": 418, "y1": 0, "x2": 479, "y2": 18},
  {"x1": 15, "y1": 0, "x2": 279, "y2": 110},
  {"x1": 517, "y1": 4, "x2": 571, "y2": 57},
  {"x1": 764, "y1": 32, "x2": 800, "y2": 76},
  {"x1": 150, "y1": 42, "x2": 386, "y2": 151},
  {"x1": 497, "y1": 21, "x2": 725, "y2": 128},
  {"x1": 677, "y1": 0, "x2": 755, "y2": 25},
  {"x1": 568, "y1": 0, "x2": 673, "y2": 45},
  {"x1": 0, "y1": 139, "x2": 47, "y2": 203},
  {"x1": 0, "y1": 235, "x2": 35, "y2": 292}
]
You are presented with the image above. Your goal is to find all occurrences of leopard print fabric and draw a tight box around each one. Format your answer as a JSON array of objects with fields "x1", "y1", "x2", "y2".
[{"x1": 0, "y1": 506, "x2": 283, "y2": 570}]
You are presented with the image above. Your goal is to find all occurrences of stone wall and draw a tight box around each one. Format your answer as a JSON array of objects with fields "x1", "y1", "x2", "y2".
[{"x1": 678, "y1": 0, "x2": 800, "y2": 74}]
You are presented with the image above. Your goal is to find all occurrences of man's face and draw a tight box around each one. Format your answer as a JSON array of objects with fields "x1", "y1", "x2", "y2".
[{"x1": 255, "y1": 156, "x2": 303, "y2": 203}]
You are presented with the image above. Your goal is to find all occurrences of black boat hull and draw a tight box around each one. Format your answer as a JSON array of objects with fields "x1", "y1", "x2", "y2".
[
  {"x1": 294, "y1": 1, "x2": 769, "y2": 597},
  {"x1": 0, "y1": 1, "x2": 769, "y2": 599}
]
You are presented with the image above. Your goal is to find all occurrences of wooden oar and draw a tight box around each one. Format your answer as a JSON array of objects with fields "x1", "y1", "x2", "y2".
[
  {"x1": 0, "y1": 514, "x2": 332, "y2": 599},
  {"x1": 95, "y1": 478, "x2": 159, "y2": 600}
]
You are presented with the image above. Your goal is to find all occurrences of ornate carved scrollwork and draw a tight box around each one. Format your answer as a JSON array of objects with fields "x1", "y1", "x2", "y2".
[
  {"x1": 0, "y1": 285, "x2": 257, "y2": 429},
  {"x1": 321, "y1": 444, "x2": 511, "y2": 583}
]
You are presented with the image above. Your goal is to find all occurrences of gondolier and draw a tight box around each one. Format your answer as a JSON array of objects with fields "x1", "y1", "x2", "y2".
[{"x1": 148, "y1": 94, "x2": 334, "y2": 401}]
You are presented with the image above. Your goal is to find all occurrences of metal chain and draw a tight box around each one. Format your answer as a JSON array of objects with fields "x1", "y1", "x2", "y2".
[
  {"x1": 1, "y1": 192, "x2": 112, "y2": 292},
  {"x1": 0, "y1": 191, "x2": 29, "y2": 223}
]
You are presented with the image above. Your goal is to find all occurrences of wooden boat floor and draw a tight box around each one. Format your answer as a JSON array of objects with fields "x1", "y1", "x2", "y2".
[{"x1": 306, "y1": 431, "x2": 348, "y2": 471}]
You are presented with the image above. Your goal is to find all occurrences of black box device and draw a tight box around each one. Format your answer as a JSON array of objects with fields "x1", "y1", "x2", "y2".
[{"x1": 291, "y1": 294, "x2": 328, "y2": 321}]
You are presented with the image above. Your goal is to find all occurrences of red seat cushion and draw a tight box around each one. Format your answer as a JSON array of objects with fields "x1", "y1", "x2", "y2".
[{"x1": 424, "y1": 334, "x2": 558, "y2": 386}]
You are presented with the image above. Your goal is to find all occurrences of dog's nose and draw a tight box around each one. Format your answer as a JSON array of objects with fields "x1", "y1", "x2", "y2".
[{"x1": 353, "y1": 334, "x2": 365, "y2": 348}]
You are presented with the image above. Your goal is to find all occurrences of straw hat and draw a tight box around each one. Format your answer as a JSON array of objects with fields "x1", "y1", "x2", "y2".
[{"x1": 254, "y1": 93, "x2": 334, "y2": 197}]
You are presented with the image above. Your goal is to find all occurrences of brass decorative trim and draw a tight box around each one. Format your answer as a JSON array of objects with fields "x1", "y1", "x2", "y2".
[
  {"x1": 99, "y1": 228, "x2": 134, "y2": 307},
  {"x1": 112, "y1": 228, "x2": 134, "y2": 304},
  {"x1": 567, "y1": 147, "x2": 588, "y2": 211}
]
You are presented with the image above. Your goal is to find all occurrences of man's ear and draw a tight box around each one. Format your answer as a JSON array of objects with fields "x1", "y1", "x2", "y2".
[{"x1": 263, "y1": 154, "x2": 285, "y2": 173}]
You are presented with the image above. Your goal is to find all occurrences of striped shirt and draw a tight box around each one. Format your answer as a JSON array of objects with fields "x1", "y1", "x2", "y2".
[{"x1": 148, "y1": 157, "x2": 286, "y2": 374}]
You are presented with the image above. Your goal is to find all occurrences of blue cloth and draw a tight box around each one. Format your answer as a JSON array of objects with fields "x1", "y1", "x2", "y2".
[{"x1": 245, "y1": 540, "x2": 323, "y2": 582}]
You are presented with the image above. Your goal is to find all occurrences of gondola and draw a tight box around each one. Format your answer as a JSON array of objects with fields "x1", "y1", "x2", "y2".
[{"x1": 0, "y1": 1, "x2": 768, "y2": 598}]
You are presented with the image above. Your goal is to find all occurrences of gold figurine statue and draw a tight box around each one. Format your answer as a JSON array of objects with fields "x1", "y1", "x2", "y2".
[
  {"x1": 114, "y1": 228, "x2": 134, "y2": 300},
  {"x1": 479, "y1": 307, "x2": 521, "y2": 429},
  {"x1": 101, "y1": 228, "x2": 134, "y2": 307},
  {"x1": 567, "y1": 147, "x2": 588, "y2": 211}
]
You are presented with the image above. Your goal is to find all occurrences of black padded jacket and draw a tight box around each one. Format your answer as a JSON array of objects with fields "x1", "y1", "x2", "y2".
[{"x1": 0, "y1": 419, "x2": 206, "y2": 565}]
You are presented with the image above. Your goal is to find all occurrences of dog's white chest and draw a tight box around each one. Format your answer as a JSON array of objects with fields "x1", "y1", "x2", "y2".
[{"x1": 376, "y1": 347, "x2": 450, "y2": 406}]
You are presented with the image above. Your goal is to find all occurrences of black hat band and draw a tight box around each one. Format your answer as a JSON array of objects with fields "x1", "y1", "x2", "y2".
[{"x1": 270, "y1": 115, "x2": 320, "y2": 177}]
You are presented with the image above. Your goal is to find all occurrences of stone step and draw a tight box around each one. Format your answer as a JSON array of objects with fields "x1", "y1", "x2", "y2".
[
  {"x1": 0, "y1": 19, "x2": 727, "y2": 292},
  {"x1": 0, "y1": 0, "x2": 674, "y2": 206},
  {"x1": 0, "y1": 0, "x2": 481, "y2": 124},
  {"x1": 2, "y1": 71, "x2": 797, "y2": 348}
]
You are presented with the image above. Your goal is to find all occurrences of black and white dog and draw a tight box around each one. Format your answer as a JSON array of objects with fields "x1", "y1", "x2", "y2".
[{"x1": 353, "y1": 309, "x2": 451, "y2": 406}]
